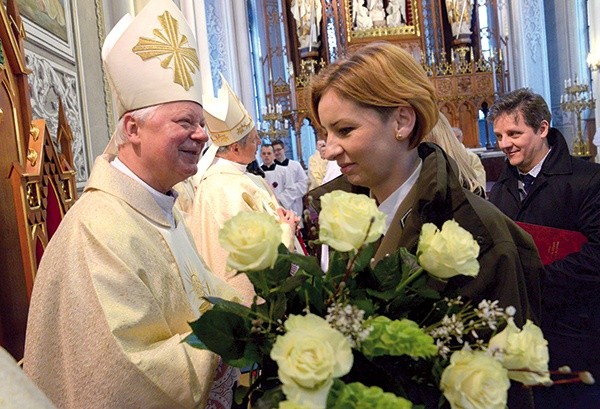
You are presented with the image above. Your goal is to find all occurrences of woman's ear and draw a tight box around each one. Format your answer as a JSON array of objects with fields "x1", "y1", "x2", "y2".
[{"x1": 394, "y1": 106, "x2": 417, "y2": 141}]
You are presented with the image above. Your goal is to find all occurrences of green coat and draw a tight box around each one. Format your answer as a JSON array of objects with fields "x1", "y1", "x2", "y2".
[{"x1": 375, "y1": 142, "x2": 542, "y2": 326}]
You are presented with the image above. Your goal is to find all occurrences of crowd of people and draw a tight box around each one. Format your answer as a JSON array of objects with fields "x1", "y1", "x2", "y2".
[{"x1": 2, "y1": 1, "x2": 598, "y2": 408}]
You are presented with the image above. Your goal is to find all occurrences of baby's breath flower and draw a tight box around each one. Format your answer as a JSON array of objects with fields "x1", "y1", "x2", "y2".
[
  {"x1": 325, "y1": 303, "x2": 371, "y2": 348},
  {"x1": 444, "y1": 296, "x2": 464, "y2": 307}
]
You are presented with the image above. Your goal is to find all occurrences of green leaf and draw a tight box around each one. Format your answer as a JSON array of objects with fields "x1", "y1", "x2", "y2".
[
  {"x1": 269, "y1": 293, "x2": 288, "y2": 321},
  {"x1": 304, "y1": 279, "x2": 326, "y2": 313},
  {"x1": 282, "y1": 252, "x2": 323, "y2": 276},
  {"x1": 182, "y1": 332, "x2": 208, "y2": 350},
  {"x1": 206, "y1": 297, "x2": 252, "y2": 317},
  {"x1": 273, "y1": 274, "x2": 307, "y2": 293},
  {"x1": 189, "y1": 310, "x2": 250, "y2": 365},
  {"x1": 233, "y1": 385, "x2": 250, "y2": 406},
  {"x1": 351, "y1": 243, "x2": 376, "y2": 273},
  {"x1": 326, "y1": 250, "x2": 349, "y2": 282},
  {"x1": 227, "y1": 341, "x2": 262, "y2": 368},
  {"x1": 252, "y1": 386, "x2": 285, "y2": 409},
  {"x1": 372, "y1": 250, "x2": 402, "y2": 289},
  {"x1": 398, "y1": 247, "x2": 421, "y2": 281},
  {"x1": 414, "y1": 285, "x2": 440, "y2": 299}
]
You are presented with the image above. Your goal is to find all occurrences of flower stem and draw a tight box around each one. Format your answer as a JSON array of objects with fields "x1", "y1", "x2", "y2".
[
  {"x1": 395, "y1": 267, "x2": 425, "y2": 294},
  {"x1": 328, "y1": 251, "x2": 360, "y2": 304}
]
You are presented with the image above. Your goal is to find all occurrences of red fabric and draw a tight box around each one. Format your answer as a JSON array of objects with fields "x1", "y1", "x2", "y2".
[
  {"x1": 46, "y1": 181, "x2": 62, "y2": 240},
  {"x1": 296, "y1": 232, "x2": 309, "y2": 256},
  {"x1": 516, "y1": 222, "x2": 587, "y2": 265}
]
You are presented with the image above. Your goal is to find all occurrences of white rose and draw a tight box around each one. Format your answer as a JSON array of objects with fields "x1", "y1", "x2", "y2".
[
  {"x1": 278, "y1": 401, "x2": 312, "y2": 409},
  {"x1": 270, "y1": 313, "x2": 353, "y2": 408},
  {"x1": 319, "y1": 191, "x2": 386, "y2": 252},
  {"x1": 489, "y1": 318, "x2": 550, "y2": 385},
  {"x1": 441, "y1": 349, "x2": 510, "y2": 409},
  {"x1": 219, "y1": 211, "x2": 282, "y2": 271},
  {"x1": 417, "y1": 219, "x2": 480, "y2": 279}
]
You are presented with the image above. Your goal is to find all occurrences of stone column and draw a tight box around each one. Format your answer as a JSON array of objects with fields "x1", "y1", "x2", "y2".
[{"x1": 505, "y1": 0, "x2": 551, "y2": 101}]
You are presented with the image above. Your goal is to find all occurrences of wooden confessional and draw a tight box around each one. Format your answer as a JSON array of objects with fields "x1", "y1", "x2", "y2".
[{"x1": 0, "y1": 0, "x2": 77, "y2": 360}]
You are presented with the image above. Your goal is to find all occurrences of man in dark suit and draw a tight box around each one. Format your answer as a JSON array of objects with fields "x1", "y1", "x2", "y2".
[{"x1": 488, "y1": 88, "x2": 600, "y2": 408}]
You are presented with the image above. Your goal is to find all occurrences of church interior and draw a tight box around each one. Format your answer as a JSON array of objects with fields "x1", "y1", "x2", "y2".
[{"x1": 0, "y1": 0, "x2": 598, "y2": 363}]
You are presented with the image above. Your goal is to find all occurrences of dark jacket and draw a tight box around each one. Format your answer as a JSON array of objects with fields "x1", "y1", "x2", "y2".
[
  {"x1": 489, "y1": 128, "x2": 600, "y2": 302},
  {"x1": 376, "y1": 142, "x2": 542, "y2": 326},
  {"x1": 489, "y1": 128, "x2": 600, "y2": 407},
  {"x1": 370, "y1": 143, "x2": 542, "y2": 409}
]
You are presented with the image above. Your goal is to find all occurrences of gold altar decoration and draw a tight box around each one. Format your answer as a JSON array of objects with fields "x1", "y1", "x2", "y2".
[
  {"x1": 258, "y1": 103, "x2": 290, "y2": 141},
  {"x1": 345, "y1": 0, "x2": 420, "y2": 40},
  {"x1": 560, "y1": 77, "x2": 596, "y2": 157}
]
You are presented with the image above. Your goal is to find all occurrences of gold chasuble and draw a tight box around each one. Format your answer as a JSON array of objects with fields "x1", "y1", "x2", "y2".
[
  {"x1": 192, "y1": 159, "x2": 296, "y2": 306},
  {"x1": 24, "y1": 155, "x2": 239, "y2": 409}
]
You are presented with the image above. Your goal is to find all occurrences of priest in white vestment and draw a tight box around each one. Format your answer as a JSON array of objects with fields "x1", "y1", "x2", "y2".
[
  {"x1": 260, "y1": 143, "x2": 294, "y2": 203},
  {"x1": 191, "y1": 77, "x2": 300, "y2": 307},
  {"x1": 23, "y1": 1, "x2": 239, "y2": 408}
]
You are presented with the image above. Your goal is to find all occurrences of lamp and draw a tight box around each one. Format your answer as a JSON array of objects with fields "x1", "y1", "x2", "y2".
[
  {"x1": 258, "y1": 104, "x2": 289, "y2": 141},
  {"x1": 560, "y1": 76, "x2": 596, "y2": 157}
]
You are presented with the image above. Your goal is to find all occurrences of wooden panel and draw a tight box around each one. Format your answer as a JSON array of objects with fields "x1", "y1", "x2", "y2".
[
  {"x1": 0, "y1": 0, "x2": 30, "y2": 360},
  {"x1": 0, "y1": 0, "x2": 77, "y2": 360}
]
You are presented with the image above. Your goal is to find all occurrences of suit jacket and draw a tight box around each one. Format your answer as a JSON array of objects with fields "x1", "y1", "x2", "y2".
[{"x1": 490, "y1": 128, "x2": 600, "y2": 406}]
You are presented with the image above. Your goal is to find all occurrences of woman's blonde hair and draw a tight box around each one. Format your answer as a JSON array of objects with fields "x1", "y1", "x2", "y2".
[
  {"x1": 424, "y1": 114, "x2": 485, "y2": 195},
  {"x1": 306, "y1": 42, "x2": 439, "y2": 149}
]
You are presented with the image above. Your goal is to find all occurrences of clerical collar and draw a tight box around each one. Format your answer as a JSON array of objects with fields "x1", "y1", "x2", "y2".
[
  {"x1": 275, "y1": 158, "x2": 289, "y2": 166},
  {"x1": 111, "y1": 157, "x2": 178, "y2": 227},
  {"x1": 519, "y1": 148, "x2": 551, "y2": 178},
  {"x1": 261, "y1": 163, "x2": 277, "y2": 171},
  {"x1": 378, "y1": 159, "x2": 422, "y2": 233},
  {"x1": 215, "y1": 157, "x2": 248, "y2": 172}
]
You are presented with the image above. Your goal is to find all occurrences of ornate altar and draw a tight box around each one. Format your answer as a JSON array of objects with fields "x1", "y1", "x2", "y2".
[
  {"x1": 0, "y1": 0, "x2": 77, "y2": 359},
  {"x1": 265, "y1": 0, "x2": 508, "y2": 150}
]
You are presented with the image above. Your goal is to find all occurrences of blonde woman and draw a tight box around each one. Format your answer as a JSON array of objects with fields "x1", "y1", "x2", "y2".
[{"x1": 307, "y1": 41, "x2": 542, "y2": 408}]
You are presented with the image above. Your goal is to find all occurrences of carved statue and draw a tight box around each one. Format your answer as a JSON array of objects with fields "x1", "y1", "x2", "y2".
[
  {"x1": 445, "y1": 0, "x2": 474, "y2": 37},
  {"x1": 386, "y1": 0, "x2": 406, "y2": 27},
  {"x1": 353, "y1": 0, "x2": 373, "y2": 30},
  {"x1": 367, "y1": 0, "x2": 385, "y2": 26},
  {"x1": 291, "y1": 0, "x2": 323, "y2": 49}
]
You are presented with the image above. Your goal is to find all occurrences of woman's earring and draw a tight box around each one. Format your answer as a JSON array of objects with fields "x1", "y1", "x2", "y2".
[{"x1": 395, "y1": 131, "x2": 403, "y2": 141}]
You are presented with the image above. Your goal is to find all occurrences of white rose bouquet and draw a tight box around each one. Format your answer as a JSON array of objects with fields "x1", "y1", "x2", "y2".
[{"x1": 186, "y1": 191, "x2": 593, "y2": 409}]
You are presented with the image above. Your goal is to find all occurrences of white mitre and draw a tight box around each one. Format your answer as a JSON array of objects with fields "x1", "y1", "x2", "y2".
[
  {"x1": 101, "y1": 0, "x2": 202, "y2": 118},
  {"x1": 193, "y1": 75, "x2": 256, "y2": 182},
  {"x1": 203, "y1": 74, "x2": 254, "y2": 146}
]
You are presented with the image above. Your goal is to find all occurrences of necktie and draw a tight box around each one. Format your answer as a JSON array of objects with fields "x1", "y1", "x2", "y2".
[{"x1": 522, "y1": 174, "x2": 535, "y2": 196}]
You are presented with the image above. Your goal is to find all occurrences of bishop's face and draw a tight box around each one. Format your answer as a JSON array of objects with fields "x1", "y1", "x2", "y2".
[
  {"x1": 126, "y1": 101, "x2": 207, "y2": 193},
  {"x1": 238, "y1": 129, "x2": 261, "y2": 165}
]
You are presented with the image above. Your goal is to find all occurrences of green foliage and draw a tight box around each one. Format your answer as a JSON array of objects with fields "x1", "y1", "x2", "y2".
[
  {"x1": 328, "y1": 380, "x2": 413, "y2": 409},
  {"x1": 187, "y1": 239, "x2": 457, "y2": 407},
  {"x1": 360, "y1": 317, "x2": 438, "y2": 359}
]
